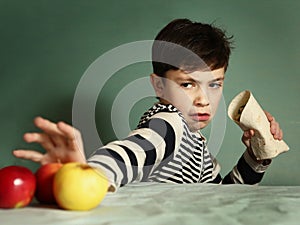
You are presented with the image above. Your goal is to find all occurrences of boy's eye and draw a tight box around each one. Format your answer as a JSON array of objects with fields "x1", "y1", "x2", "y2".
[
  {"x1": 209, "y1": 82, "x2": 222, "y2": 88},
  {"x1": 181, "y1": 82, "x2": 193, "y2": 88}
]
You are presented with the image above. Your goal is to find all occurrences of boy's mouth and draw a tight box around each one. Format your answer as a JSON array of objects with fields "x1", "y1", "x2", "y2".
[{"x1": 190, "y1": 113, "x2": 210, "y2": 121}]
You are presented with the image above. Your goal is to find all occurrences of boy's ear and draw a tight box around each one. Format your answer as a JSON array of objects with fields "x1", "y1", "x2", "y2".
[{"x1": 150, "y1": 73, "x2": 164, "y2": 98}]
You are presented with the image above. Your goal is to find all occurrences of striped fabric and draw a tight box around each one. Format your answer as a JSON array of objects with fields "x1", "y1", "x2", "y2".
[
  {"x1": 138, "y1": 104, "x2": 214, "y2": 184},
  {"x1": 87, "y1": 103, "x2": 268, "y2": 191}
]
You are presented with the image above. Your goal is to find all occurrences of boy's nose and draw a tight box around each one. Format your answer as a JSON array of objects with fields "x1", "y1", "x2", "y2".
[{"x1": 193, "y1": 90, "x2": 209, "y2": 106}]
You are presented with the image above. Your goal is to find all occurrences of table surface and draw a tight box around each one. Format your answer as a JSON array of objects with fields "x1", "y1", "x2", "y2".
[{"x1": 1, "y1": 183, "x2": 300, "y2": 225}]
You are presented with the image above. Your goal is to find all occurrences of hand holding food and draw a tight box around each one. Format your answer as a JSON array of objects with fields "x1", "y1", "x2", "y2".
[{"x1": 228, "y1": 90, "x2": 289, "y2": 160}]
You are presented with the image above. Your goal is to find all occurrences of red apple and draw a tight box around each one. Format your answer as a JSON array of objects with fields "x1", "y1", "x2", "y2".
[
  {"x1": 35, "y1": 163, "x2": 63, "y2": 204},
  {"x1": 0, "y1": 165, "x2": 36, "y2": 209}
]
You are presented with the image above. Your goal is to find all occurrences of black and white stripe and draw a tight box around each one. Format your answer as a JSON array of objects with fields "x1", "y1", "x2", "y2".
[{"x1": 87, "y1": 103, "x2": 267, "y2": 190}]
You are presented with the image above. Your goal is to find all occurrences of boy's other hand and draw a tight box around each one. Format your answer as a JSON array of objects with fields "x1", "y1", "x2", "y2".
[
  {"x1": 13, "y1": 117, "x2": 86, "y2": 165},
  {"x1": 242, "y1": 111, "x2": 283, "y2": 162}
]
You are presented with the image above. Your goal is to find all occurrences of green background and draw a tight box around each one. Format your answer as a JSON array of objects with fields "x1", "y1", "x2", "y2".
[{"x1": 0, "y1": 0, "x2": 299, "y2": 185}]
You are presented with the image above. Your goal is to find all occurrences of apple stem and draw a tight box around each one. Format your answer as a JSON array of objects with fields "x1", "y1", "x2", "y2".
[{"x1": 80, "y1": 164, "x2": 92, "y2": 170}]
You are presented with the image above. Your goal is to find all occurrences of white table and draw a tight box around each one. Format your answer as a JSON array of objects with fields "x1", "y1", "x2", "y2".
[{"x1": 1, "y1": 183, "x2": 300, "y2": 225}]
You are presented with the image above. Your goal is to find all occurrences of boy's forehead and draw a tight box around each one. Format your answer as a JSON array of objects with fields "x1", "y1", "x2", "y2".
[{"x1": 166, "y1": 67, "x2": 225, "y2": 81}]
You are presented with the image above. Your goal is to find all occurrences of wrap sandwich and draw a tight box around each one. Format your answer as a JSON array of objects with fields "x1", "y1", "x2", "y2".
[{"x1": 228, "y1": 90, "x2": 289, "y2": 160}]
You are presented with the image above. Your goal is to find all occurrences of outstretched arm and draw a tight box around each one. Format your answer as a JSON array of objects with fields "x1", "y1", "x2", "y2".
[{"x1": 13, "y1": 117, "x2": 86, "y2": 165}]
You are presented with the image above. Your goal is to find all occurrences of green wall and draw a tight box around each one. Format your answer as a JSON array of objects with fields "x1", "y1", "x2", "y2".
[{"x1": 0, "y1": 0, "x2": 299, "y2": 185}]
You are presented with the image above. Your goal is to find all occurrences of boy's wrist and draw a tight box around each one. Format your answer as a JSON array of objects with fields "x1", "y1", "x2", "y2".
[
  {"x1": 244, "y1": 148, "x2": 272, "y2": 173},
  {"x1": 247, "y1": 148, "x2": 272, "y2": 165}
]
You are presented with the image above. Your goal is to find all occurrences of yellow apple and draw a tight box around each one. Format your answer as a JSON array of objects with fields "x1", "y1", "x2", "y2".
[{"x1": 53, "y1": 162, "x2": 108, "y2": 211}]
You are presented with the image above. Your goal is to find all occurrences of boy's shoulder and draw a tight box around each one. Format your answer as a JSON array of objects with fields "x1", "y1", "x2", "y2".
[
  {"x1": 137, "y1": 103, "x2": 183, "y2": 128},
  {"x1": 136, "y1": 103, "x2": 205, "y2": 142},
  {"x1": 137, "y1": 103, "x2": 185, "y2": 134}
]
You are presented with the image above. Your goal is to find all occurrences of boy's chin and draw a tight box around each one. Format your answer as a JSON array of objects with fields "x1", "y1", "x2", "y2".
[{"x1": 188, "y1": 123, "x2": 206, "y2": 132}]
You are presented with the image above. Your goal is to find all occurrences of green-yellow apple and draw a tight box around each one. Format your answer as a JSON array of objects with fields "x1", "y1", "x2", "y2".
[
  {"x1": 0, "y1": 165, "x2": 36, "y2": 209},
  {"x1": 35, "y1": 163, "x2": 63, "y2": 204},
  {"x1": 53, "y1": 162, "x2": 109, "y2": 210}
]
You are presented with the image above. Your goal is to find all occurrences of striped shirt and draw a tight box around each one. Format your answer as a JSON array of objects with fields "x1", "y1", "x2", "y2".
[{"x1": 87, "y1": 103, "x2": 269, "y2": 191}]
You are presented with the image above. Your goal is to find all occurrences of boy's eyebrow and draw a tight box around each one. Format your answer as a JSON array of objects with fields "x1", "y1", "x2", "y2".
[
  {"x1": 175, "y1": 77, "x2": 195, "y2": 82},
  {"x1": 210, "y1": 77, "x2": 225, "y2": 82},
  {"x1": 172, "y1": 70, "x2": 225, "y2": 83},
  {"x1": 175, "y1": 76, "x2": 225, "y2": 83}
]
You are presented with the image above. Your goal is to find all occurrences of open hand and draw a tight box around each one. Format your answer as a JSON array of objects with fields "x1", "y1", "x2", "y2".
[{"x1": 13, "y1": 117, "x2": 86, "y2": 165}]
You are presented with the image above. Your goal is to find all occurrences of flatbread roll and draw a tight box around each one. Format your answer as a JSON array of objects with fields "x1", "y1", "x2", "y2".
[{"x1": 228, "y1": 90, "x2": 289, "y2": 160}]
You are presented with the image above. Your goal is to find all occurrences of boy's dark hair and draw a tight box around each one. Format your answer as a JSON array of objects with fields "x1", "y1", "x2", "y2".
[{"x1": 152, "y1": 18, "x2": 234, "y2": 76}]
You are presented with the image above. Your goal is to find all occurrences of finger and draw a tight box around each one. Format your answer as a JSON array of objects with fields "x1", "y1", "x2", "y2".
[
  {"x1": 13, "y1": 150, "x2": 44, "y2": 163},
  {"x1": 272, "y1": 126, "x2": 283, "y2": 140},
  {"x1": 34, "y1": 116, "x2": 64, "y2": 136},
  {"x1": 33, "y1": 117, "x2": 68, "y2": 147},
  {"x1": 57, "y1": 121, "x2": 77, "y2": 140},
  {"x1": 279, "y1": 128, "x2": 283, "y2": 140},
  {"x1": 244, "y1": 129, "x2": 255, "y2": 138},
  {"x1": 249, "y1": 129, "x2": 255, "y2": 136},
  {"x1": 57, "y1": 122, "x2": 82, "y2": 149},
  {"x1": 270, "y1": 120, "x2": 283, "y2": 140},
  {"x1": 24, "y1": 133, "x2": 55, "y2": 151},
  {"x1": 277, "y1": 128, "x2": 283, "y2": 140},
  {"x1": 264, "y1": 110, "x2": 274, "y2": 122},
  {"x1": 37, "y1": 117, "x2": 78, "y2": 148},
  {"x1": 270, "y1": 121, "x2": 278, "y2": 135},
  {"x1": 243, "y1": 131, "x2": 250, "y2": 138},
  {"x1": 273, "y1": 127, "x2": 283, "y2": 140}
]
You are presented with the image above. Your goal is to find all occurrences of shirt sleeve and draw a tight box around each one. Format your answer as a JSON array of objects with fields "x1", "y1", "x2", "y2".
[
  {"x1": 87, "y1": 112, "x2": 183, "y2": 192},
  {"x1": 211, "y1": 150, "x2": 271, "y2": 185}
]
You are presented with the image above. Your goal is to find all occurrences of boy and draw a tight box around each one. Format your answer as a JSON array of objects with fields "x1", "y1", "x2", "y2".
[{"x1": 13, "y1": 19, "x2": 283, "y2": 192}]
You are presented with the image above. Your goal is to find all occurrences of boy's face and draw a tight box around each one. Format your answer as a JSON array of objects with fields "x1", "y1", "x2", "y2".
[{"x1": 151, "y1": 67, "x2": 225, "y2": 132}]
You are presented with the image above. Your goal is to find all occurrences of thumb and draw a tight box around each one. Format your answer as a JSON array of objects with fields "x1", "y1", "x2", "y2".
[
  {"x1": 242, "y1": 129, "x2": 255, "y2": 147},
  {"x1": 243, "y1": 129, "x2": 255, "y2": 138}
]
